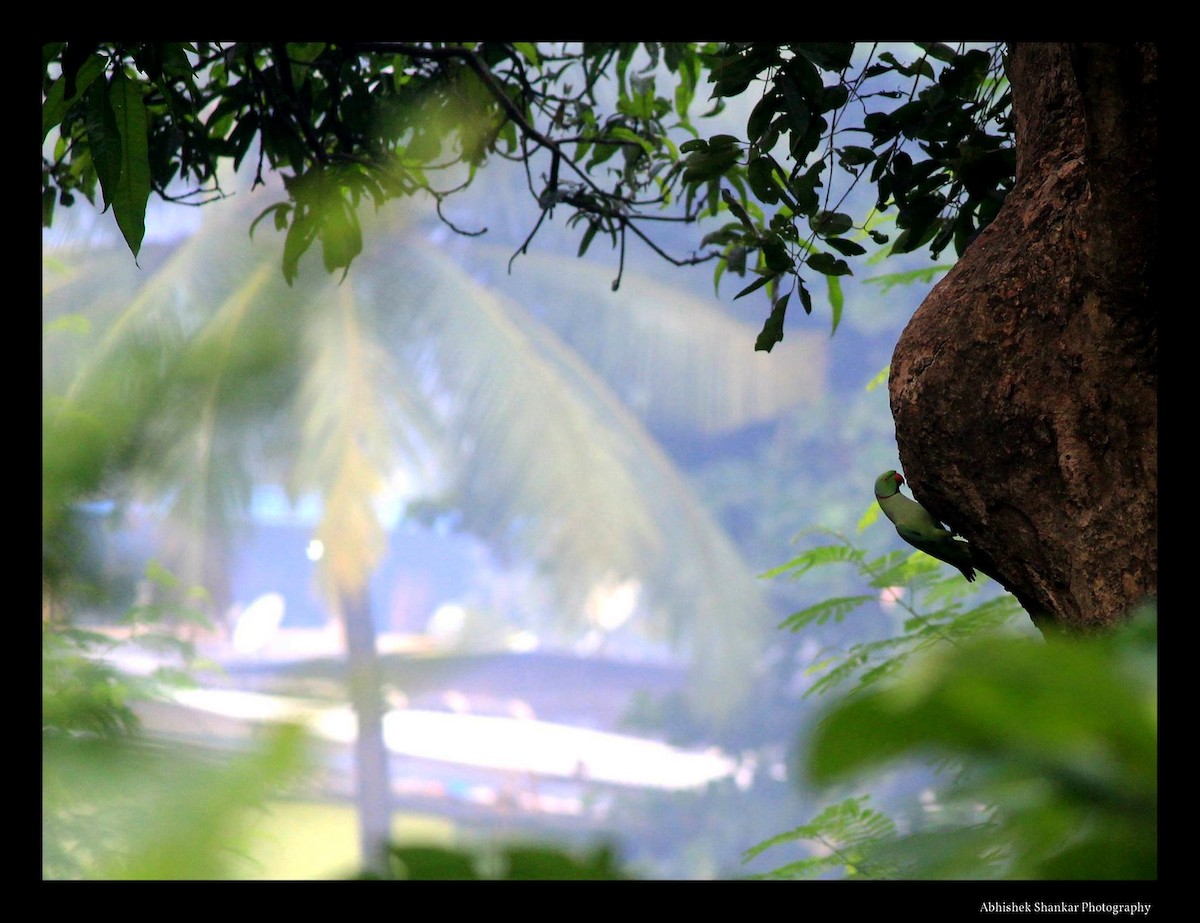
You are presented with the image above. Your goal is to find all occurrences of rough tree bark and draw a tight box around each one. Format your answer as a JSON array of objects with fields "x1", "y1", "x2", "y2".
[{"x1": 888, "y1": 43, "x2": 1157, "y2": 632}]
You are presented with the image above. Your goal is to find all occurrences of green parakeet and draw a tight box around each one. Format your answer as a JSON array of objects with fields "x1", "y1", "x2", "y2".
[{"x1": 874, "y1": 469, "x2": 976, "y2": 582}]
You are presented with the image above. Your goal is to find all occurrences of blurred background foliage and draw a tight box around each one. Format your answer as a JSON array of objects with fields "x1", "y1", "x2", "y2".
[
  {"x1": 807, "y1": 607, "x2": 1157, "y2": 880},
  {"x1": 43, "y1": 181, "x2": 818, "y2": 717},
  {"x1": 747, "y1": 536, "x2": 1156, "y2": 881},
  {"x1": 43, "y1": 172, "x2": 834, "y2": 878}
]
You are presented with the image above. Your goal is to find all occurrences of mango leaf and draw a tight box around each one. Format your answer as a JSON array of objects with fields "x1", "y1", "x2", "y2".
[
  {"x1": 826, "y1": 237, "x2": 867, "y2": 257},
  {"x1": 682, "y1": 145, "x2": 741, "y2": 183},
  {"x1": 755, "y1": 292, "x2": 788, "y2": 352},
  {"x1": 809, "y1": 210, "x2": 853, "y2": 236},
  {"x1": 807, "y1": 252, "x2": 851, "y2": 276},
  {"x1": 733, "y1": 271, "x2": 775, "y2": 301},
  {"x1": 108, "y1": 68, "x2": 152, "y2": 259},
  {"x1": 746, "y1": 155, "x2": 781, "y2": 204},
  {"x1": 282, "y1": 211, "x2": 318, "y2": 285},
  {"x1": 797, "y1": 281, "x2": 813, "y2": 315},
  {"x1": 826, "y1": 275, "x2": 844, "y2": 335},
  {"x1": 761, "y1": 236, "x2": 792, "y2": 273},
  {"x1": 837, "y1": 145, "x2": 877, "y2": 166},
  {"x1": 84, "y1": 78, "x2": 122, "y2": 213},
  {"x1": 609, "y1": 125, "x2": 655, "y2": 156},
  {"x1": 915, "y1": 41, "x2": 959, "y2": 64},
  {"x1": 720, "y1": 188, "x2": 755, "y2": 230},
  {"x1": 43, "y1": 52, "x2": 108, "y2": 143},
  {"x1": 793, "y1": 43, "x2": 855, "y2": 73},
  {"x1": 318, "y1": 197, "x2": 363, "y2": 280}
]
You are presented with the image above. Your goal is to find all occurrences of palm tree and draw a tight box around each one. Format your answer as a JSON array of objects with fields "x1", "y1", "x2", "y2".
[{"x1": 43, "y1": 179, "x2": 823, "y2": 874}]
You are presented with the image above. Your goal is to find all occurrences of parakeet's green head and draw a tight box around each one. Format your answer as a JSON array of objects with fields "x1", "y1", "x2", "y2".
[{"x1": 874, "y1": 469, "x2": 904, "y2": 499}]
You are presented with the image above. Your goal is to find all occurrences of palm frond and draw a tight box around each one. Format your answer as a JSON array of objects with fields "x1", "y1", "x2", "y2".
[
  {"x1": 44, "y1": 190, "x2": 780, "y2": 715},
  {"x1": 471, "y1": 245, "x2": 825, "y2": 435}
]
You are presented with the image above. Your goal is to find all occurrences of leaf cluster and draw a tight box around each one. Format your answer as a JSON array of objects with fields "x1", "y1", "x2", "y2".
[
  {"x1": 801, "y1": 607, "x2": 1157, "y2": 879},
  {"x1": 44, "y1": 722, "x2": 308, "y2": 879},
  {"x1": 43, "y1": 41, "x2": 1014, "y2": 344},
  {"x1": 43, "y1": 558, "x2": 240, "y2": 880},
  {"x1": 43, "y1": 559, "x2": 216, "y2": 741},
  {"x1": 766, "y1": 531, "x2": 1024, "y2": 698},
  {"x1": 695, "y1": 42, "x2": 1011, "y2": 349},
  {"x1": 755, "y1": 529, "x2": 1156, "y2": 880},
  {"x1": 743, "y1": 795, "x2": 901, "y2": 879}
]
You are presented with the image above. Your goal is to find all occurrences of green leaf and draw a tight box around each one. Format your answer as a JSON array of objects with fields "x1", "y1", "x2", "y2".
[
  {"x1": 43, "y1": 42, "x2": 65, "y2": 67},
  {"x1": 775, "y1": 72, "x2": 812, "y2": 140},
  {"x1": 807, "y1": 252, "x2": 851, "y2": 276},
  {"x1": 760, "y1": 541, "x2": 863, "y2": 579},
  {"x1": 826, "y1": 275, "x2": 844, "y2": 335},
  {"x1": 577, "y1": 220, "x2": 600, "y2": 258},
  {"x1": 512, "y1": 42, "x2": 541, "y2": 67},
  {"x1": 42, "y1": 186, "x2": 58, "y2": 228},
  {"x1": 755, "y1": 292, "x2": 788, "y2": 352},
  {"x1": 249, "y1": 203, "x2": 290, "y2": 240},
  {"x1": 864, "y1": 265, "x2": 953, "y2": 293},
  {"x1": 837, "y1": 145, "x2": 876, "y2": 166},
  {"x1": 608, "y1": 125, "x2": 655, "y2": 156},
  {"x1": 746, "y1": 94, "x2": 779, "y2": 147},
  {"x1": 746, "y1": 156, "x2": 780, "y2": 204},
  {"x1": 282, "y1": 211, "x2": 318, "y2": 285},
  {"x1": 720, "y1": 188, "x2": 755, "y2": 230},
  {"x1": 158, "y1": 42, "x2": 201, "y2": 98},
  {"x1": 788, "y1": 161, "x2": 826, "y2": 215},
  {"x1": 793, "y1": 43, "x2": 855, "y2": 72},
  {"x1": 682, "y1": 145, "x2": 741, "y2": 184},
  {"x1": 808, "y1": 620, "x2": 1157, "y2": 792},
  {"x1": 761, "y1": 236, "x2": 792, "y2": 273},
  {"x1": 144, "y1": 558, "x2": 180, "y2": 589},
  {"x1": 826, "y1": 237, "x2": 867, "y2": 257},
  {"x1": 879, "y1": 51, "x2": 935, "y2": 81},
  {"x1": 108, "y1": 68, "x2": 152, "y2": 259},
  {"x1": 915, "y1": 42, "x2": 959, "y2": 64},
  {"x1": 864, "y1": 364, "x2": 889, "y2": 392},
  {"x1": 810, "y1": 210, "x2": 853, "y2": 236},
  {"x1": 699, "y1": 222, "x2": 747, "y2": 249},
  {"x1": 889, "y1": 224, "x2": 937, "y2": 256},
  {"x1": 779, "y1": 594, "x2": 875, "y2": 631},
  {"x1": 733, "y1": 272, "x2": 776, "y2": 301},
  {"x1": 84, "y1": 78, "x2": 122, "y2": 213},
  {"x1": 856, "y1": 498, "x2": 882, "y2": 531},
  {"x1": 43, "y1": 53, "x2": 108, "y2": 143},
  {"x1": 318, "y1": 198, "x2": 363, "y2": 279},
  {"x1": 818, "y1": 83, "x2": 850, "y2": 114},
  {"x1": 743, "y1": 795, "x2": 896, "y2": 877},
  {"x1": 797, "y1": 282, "x2": 813, "y2": 315}
]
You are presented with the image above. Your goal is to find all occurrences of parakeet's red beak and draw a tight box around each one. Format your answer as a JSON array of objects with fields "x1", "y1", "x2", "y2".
[{"x1": 894, "y1": 472, "x2": 905, "y2": 485}]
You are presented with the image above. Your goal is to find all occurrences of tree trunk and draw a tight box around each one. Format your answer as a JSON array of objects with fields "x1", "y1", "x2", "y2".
[
  {"x1": 341, "y1": 587, "x2": 392, "y2": 876},
  {"x1": 888, "y1": 43, "x2": 1157, "y2": 632}
]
